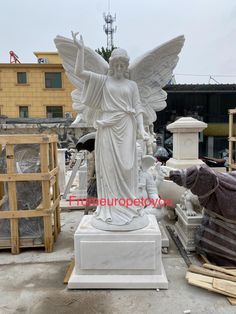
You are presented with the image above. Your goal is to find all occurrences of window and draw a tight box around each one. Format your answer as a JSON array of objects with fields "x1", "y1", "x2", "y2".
[
  {"x1": 46, "y1": 106, "x2": 63, "y2": 118},
  {"x1": 19, "y1": 106, "x2": 29, "y2": 118},
  {"x1": 45, "y1": 72, "x2": 62, "y2": 88},
  {"x1": 17, "y1": 72, "x2": 27, "y2": 84}
]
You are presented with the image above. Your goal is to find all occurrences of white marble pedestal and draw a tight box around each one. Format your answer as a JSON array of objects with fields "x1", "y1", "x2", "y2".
[
  {"x1": 166, "y1": 117, "x2": 207, "y2": 170},
  {"x1": 68, "y1": 215, "x2": 168, "y2": 289}
]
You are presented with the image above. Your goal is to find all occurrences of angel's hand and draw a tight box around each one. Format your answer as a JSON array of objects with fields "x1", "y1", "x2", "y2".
[{"x1": 71, "y1": 31, "x2": 84, "y2": 49}]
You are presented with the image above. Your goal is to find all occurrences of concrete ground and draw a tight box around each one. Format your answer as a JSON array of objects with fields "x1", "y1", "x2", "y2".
[{"x1": 0, "y1": 211, "x2": 235, "y2": 314}]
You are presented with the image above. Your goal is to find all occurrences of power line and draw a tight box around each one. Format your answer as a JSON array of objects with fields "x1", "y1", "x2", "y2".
[{"x1": 175, "y1": 73, "x2": 236, "y2": 77}]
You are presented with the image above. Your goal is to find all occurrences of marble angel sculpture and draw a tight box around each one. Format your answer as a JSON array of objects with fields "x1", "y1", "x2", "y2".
[
  {"x1": 137, "y1": 143, "x2": 165, "y2": 221},
  {"x1": 54, "y1": 32, "x2": 184, "y2": 231}
]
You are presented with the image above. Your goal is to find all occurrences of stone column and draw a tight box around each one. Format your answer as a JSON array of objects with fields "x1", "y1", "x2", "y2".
[{"x1": 166, "y1": 117, "x2": 207, "y2": 169}]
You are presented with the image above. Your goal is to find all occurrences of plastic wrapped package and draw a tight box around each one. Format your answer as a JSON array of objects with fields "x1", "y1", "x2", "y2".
[
  {"x1": 0, "y1": 144, "x2": 44, "y2": 242},
  {"x1": 195, "y1": 213, "x2": 236, "y2": 266}
]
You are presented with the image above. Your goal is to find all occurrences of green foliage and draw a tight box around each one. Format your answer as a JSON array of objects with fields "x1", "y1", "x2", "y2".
[{"x1": 95, "y1": 46, "x2": 116, "y2": 62}]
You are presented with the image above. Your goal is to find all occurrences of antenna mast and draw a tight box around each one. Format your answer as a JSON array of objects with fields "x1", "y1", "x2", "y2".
[{"x1": 103, "y1": 0, "x2": 117, "y2": 50}]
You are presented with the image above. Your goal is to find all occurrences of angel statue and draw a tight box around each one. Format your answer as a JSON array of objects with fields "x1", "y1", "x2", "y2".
[{"x1": 54, "y1": 32, "x2": 184, "y2": 231}]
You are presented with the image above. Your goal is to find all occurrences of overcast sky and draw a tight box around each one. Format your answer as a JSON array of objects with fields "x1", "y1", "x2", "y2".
[{"x1": 1, "y1": 0, "x2": 236, "y2": 83}]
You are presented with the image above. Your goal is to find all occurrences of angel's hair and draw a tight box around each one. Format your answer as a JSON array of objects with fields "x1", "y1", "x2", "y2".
[{"x1": 108, "y1": 48, "x2": 130, "y2": 78}]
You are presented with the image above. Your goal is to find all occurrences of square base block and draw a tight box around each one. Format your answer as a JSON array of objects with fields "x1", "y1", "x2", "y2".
[
  {"x1": 175, "y1": 205, "x2": 202, "y2": 251},
  {"x1": 68, "y1": 215, "x2": 168, "y2": 289}
]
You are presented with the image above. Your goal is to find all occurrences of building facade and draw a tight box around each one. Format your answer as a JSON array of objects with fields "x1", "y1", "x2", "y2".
[{"x1": 0, "y1": 52, "x2": 75, "y2": 119}]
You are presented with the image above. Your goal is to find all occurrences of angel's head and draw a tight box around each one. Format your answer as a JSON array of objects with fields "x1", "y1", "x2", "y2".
[{"x1": 109, "y1": 48, "x2": 129, "y2": 79}]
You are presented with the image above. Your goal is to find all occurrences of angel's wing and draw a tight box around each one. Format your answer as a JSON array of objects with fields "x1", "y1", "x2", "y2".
[
  {"x1": 54, "y1": 35, "x2": 109, "y2": 124},
  {"x1": 129, "y1": 35, "x2": 185, "y2": 124}
]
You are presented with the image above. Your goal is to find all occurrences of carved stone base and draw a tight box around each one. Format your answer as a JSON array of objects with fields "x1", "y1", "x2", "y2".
[
  {"x1": 174, "y1": 204, "x2": 202, "y2": 251},
  {"x1": 68, "y1": 215, "x2": 168, "y2": 289}
]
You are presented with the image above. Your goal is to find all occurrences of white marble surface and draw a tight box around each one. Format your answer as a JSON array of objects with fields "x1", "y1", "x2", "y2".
[
  {"x1": 57, "y1": 149, "x2": 67, "y2": 194},
  {"x1": 166, "y1": 117, "x2": 207, "y2": 169},
  {"x1": 175, "y1": 204, "x2": 202, "y2": 251},
  {"x1": 74, "y1": 161, "x2": 87, "y2": 196},
  {"x1": 79, "y1": 240, "x2": 156, "y2": 270},
  {"x1": 68, "y1": 215, "x2": 168, "y2": 289}
]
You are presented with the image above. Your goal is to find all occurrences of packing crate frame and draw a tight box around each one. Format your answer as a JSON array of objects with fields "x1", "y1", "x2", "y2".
[{"x1": 0, "y1": 134, "x2": 61, "y2": 254}]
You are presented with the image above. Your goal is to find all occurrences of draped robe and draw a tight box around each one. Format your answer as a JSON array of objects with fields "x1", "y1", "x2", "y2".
[{"x1": 81, "y1": 73, "x2": 144, "y2": 226}]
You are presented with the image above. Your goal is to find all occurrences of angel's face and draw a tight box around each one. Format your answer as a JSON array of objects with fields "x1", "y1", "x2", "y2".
[{"x1": 113, "y1": 60, "x2": 127, "y2": 79}]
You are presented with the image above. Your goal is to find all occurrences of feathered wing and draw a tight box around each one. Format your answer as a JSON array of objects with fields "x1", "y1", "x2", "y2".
[
  {"x1": 54, "y1": 35, "x2": 109, "y2": 125},
  {"x1": 129, "y1": 35, "x2": 185, "y2": 124}
]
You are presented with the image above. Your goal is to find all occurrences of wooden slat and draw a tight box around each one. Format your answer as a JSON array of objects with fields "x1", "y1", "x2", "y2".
[
  {"x1": 186, "y1": 272, "x2": 213, "y2": 284},
  {"x1": 199, "y1": 254, "x2": 211, "y2": 264},
  {"x1": 49, "y1": 196, "x2": 60, "y2": 214},
  {"x1": 203, "y1": 263, "x2": 236, "y2": 277},
  {"x1": 50, "y1": 142, "x2": 55, "y2": 171},
  {"x1": 40, "y1": 143, "x2": 53, "y2": 252},
  {"x1": 188, "y1": 265, "x2": 236, "y2": 282},
  {"x1": 49, "y1": 167, "x2": 58, "y2": 178},
  {"x1": 0, "y1": 195, "x2": 7, "y2": 207},
  {"x1": 0, "y1": 134, "x2": 58, "y2": 144},
  {"x1": 6, "y1": 144, "x2": 19, "y2": 254},
  {"x1": 186, "y1": 272, "x2": 236, "y2": 298},
  {"x1": 187, "y1": 277, "x2": 236, "y2": 298},
  {"x1": 0, "y1": 172, "x2": 52, "y2": 181},
  {"x1": 227, "y1": 297, "x2": 236, "y2": 305},
  {"x1": 0, "y1": 167, "x2": 58, "y2": 182},
  {"x1": 64, "y1": 259, "x2": 75, "y2": 284},
  {"x1": 50, "y1": 143, "x2": 57, "y2": 241},
  {"x1": 53, "y1": 143, "x2": 61, "y2": 233},
  {"x1": 213, "y1": 278, "x2": 236, "y2": 296},
  {"x1": 228, "y1": 270, "x2": 236, "y2": 276},
  {"x1": 50, "y1": 176, "x2": 56, "y2": 186},
  {"x1": 0, "y1": 210, "x2": 52, "y2": 219},
  {"x1": 0, "y1": 239, "x2": 44, "y2": 248}
]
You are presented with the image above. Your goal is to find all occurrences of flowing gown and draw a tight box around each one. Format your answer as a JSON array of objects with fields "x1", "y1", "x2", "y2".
[{"x1": 81, "y1": 72, "x2": 145, "y2": 226}]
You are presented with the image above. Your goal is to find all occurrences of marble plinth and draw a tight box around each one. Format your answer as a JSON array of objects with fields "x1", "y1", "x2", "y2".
[
  {"x1": 68, "y1": 215, "x2": 168, "y2": 289},
  {"x1": 166, "y1": 117, "x2": 207, "y2": 170},
  {"x1": 175, "y1": 204, "x2": 202, "y2": 252}
]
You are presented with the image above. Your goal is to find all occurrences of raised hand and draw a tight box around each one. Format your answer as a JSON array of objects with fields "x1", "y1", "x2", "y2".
[{"x1": 71, "y1": 31, "x2": 84, "y2": 49}]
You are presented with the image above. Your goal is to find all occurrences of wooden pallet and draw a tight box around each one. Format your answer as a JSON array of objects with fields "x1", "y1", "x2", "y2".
[
  {"x1": 186, "y1": 263, "x2": 236, "y2": 305},
  {"x1": 0, "y1": 134, "x2": 61, "y2": 254}
]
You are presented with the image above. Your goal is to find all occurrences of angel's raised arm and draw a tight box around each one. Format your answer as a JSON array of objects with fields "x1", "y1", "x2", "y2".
[{"x1": 71, "y1": 31, "x2": 90, "y2": 81}]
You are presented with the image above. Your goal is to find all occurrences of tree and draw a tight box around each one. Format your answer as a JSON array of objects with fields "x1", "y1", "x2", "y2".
[{"x1": 95, "y1": 46, "x2": 116, "y2": 62}]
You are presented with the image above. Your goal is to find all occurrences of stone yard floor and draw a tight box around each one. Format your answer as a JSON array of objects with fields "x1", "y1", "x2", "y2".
[{"x1": 0, "y1": 211, "x2": 235, "y2": 314}]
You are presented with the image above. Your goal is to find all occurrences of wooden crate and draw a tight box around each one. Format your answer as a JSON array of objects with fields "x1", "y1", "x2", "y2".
[{"x1": 0, "y1": 134, "x2": 61, "y2": 254}]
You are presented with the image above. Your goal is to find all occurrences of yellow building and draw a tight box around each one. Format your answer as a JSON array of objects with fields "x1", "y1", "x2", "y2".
[{"x1": 0, "y1": 52, "x2": 75, "y2": 118}]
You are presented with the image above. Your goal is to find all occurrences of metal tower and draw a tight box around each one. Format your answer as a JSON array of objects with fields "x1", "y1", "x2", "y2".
[{"x1": 103, "y1": 1, "x2": 117, "y2": 50}]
